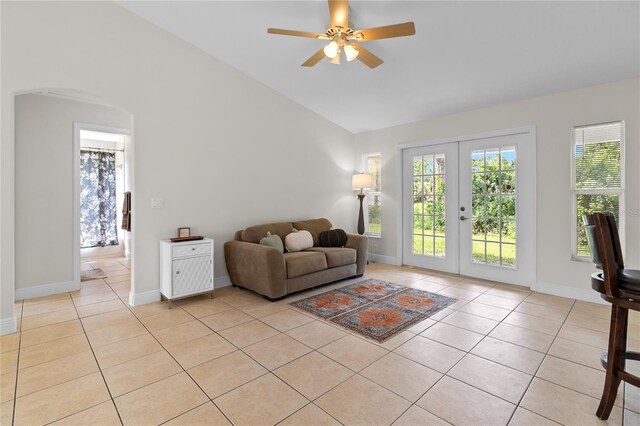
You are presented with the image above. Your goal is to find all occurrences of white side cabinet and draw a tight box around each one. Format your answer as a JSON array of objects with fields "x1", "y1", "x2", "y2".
[{"x1": 159, "y1": 238, "x2": 214, "y2": 305}]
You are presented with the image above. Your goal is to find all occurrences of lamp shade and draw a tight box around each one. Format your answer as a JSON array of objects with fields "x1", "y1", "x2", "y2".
[
  {"x1": 323, "y1": 41, "x2": 339, "y2": 59},
  {"x1": 352, "y1": 173, "x2": 374, "y2": 190},
  {"x1": 344, "y1": 44, "x2": 359, "y2": 62}
]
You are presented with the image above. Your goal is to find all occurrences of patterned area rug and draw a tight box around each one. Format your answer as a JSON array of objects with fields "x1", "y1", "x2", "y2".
[
  {"x1": 80, "y1": 268, "x2": 107, "y2": 282},
  {"x1": 290, "y1": 279, "x2": 457, "y2": 342}
]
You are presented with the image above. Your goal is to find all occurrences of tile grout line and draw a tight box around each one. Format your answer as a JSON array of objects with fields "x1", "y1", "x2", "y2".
[
  {"x1": 273, "y1": 401, "x2": 344, "y2": 426},
  {"x1": 79, "y1": 259, "x2": 230, "y2": 424},
  {"x1": 10, "y1": 261, "x2": 627, "y2": 426},
  {"x1": 24, "y1": 258, "x2": 129, "y2": 424},
  {"x1": 381, "y1": 293, "x2": 521, "y2": 425},
  {"x1": 65, "y1": 281, "x2": 125, "y2": 426},
  {"x1": 181, "y1": 289, "x2": 397, "y2": 423},
  {"x1": 118, "y1": 297, "x2": 239, "y2": 424},
  {"x1": 503, "y1": 297, "x2": 576, "y2": 425},
  {"x1": 388, "y1": 290, "x2": 576, "y2": 425},
  {"x1": 11, "y1": 301, "x2": 23, "y2": 426},
  {"x1": 157, "y1": 400, "x2": 212, "y2": 425}
]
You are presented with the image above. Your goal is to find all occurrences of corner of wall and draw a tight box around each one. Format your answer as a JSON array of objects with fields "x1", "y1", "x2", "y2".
[
  {"x1": 127, "y1": 289, "x2": 161, "y2": 307},
  {"x1": 214, "y1": 275, "x2": 231, "y2": 288},
  {"x1": 0, "y1": 316, "x2": 17, "y2": 335},
  {"x1": 15, "y1": 280, "x2": 79, "y2": 301}
]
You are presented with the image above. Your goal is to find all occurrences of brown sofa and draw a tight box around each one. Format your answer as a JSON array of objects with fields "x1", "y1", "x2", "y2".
[{"x1": 224, "y1": 218, "x2": 368, "y2": 300}]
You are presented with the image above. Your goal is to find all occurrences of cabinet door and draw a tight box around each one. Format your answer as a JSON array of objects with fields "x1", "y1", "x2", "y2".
[{"x1": 172, "y1": 256, "x2": 212, "y2": 296}]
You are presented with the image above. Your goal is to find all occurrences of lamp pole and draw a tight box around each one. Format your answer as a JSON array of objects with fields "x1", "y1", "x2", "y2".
[{"x1": 357, "y1": 191, "x2": 366, "y2": 235}]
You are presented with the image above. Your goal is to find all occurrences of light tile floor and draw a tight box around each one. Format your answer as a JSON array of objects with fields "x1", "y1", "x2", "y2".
[{"x1": 1, "y1": 260, "x2": 639, "y2": 425}]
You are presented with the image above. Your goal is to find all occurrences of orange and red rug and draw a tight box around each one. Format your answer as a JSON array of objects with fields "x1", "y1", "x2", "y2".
[{"x1": 290, "y1": 279, "x2": 456, "y2": 342}]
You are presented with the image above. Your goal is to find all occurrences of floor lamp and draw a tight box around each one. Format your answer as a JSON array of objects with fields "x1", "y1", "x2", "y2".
[{"x1": 352, "y1": 173, "x2": 375, "y2": 235}]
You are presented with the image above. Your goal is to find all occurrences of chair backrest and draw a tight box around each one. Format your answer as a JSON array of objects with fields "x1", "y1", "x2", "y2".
[{"x1": 582, "y1": 213, "x2": 624, "y2": 297}]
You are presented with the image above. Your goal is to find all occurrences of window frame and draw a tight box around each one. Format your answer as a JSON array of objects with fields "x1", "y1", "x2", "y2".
[
  {"x1": 570, "y1": 121, "x2": 625, "y2": 261},
  {"x1": 362, "y1": 152, "x2": 382, "y2": 238}
]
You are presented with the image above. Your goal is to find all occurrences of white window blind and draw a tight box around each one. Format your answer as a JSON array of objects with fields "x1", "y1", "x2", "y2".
[{"x1": 572, "y1": 121, "x2": 624, "y2": 258}]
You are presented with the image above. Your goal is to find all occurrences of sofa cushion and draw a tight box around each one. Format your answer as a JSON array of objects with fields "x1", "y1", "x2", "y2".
[
  {"x1": 259, "y1": 232, "x2": 284, "y2": 253},
  {"x1": 241, "y1": 222, "x2": 295, "y2": 244},
  {"x1": 306, "y1": 247, "x2": 356, "y2": 268},
  {"x1": 292, "y1": 218, "x2": 332, "y2": 246},
  {"x1": 285, "y1": 230, "x2": 313, "y2": 252},
  {"x1": 284, "y1": 251, "x2": 328, "y2": 279}
]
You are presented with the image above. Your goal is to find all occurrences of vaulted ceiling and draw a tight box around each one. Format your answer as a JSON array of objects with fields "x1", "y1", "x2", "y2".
[{"x1": 118, "y1": 1, "x2": 640, "y2": 133}]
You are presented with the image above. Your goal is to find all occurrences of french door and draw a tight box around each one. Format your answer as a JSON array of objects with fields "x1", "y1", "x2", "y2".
[
  {"x1": 402, "y1": 130, "x2": 536, "y2": 287},
  {"x1": 403, "y1": 143, "x2": 459, "y2": 273}
]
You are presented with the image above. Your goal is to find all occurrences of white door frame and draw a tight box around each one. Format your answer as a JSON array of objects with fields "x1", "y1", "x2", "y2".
[
  {"x1": 396, "y1": 126, "x2": 537, "y2": 287},
  {"x1": 73, "y1": 123, "x2": 131, "y2": 290}
]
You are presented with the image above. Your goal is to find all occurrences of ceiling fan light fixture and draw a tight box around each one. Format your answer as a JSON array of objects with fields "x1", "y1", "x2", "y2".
[
  {"x1": 268, "y1": 0, "x2": 415, "y2": 68},
  {"x1": 323, "y1": 41, "x2": 339, "y2": 58},
  {"x1": 344, "y1": 43, "x2": 359, "y2": 61}
]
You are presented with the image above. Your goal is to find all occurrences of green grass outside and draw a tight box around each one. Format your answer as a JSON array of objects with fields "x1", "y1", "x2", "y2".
[
  {"x1": 413, "y1": 232, "x2": 516, "y2": 267},
  {"x1": 368, "y1": 222, "x2": 381, "y2": 235}
]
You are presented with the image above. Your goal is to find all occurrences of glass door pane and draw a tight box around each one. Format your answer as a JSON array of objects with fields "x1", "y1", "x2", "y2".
[
  {"x1": 411, "y1": 154, "x2": 446, "y2": 257},
  {"x1": 470, "y1": 146, "x2": 517, "y2": 267}
]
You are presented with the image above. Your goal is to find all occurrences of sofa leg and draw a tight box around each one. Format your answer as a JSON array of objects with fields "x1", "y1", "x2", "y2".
[
  {"x1": 354, "y1": 274, "x2": 363, "y2": 278},
  {"x1": 263, "y1": 295, "x2": 286, "y2": 302}
]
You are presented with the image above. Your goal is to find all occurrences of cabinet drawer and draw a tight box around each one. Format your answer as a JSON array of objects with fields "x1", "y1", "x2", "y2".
[{"x1": 172, "y1": 243, "x2": 211, "y2": 258}]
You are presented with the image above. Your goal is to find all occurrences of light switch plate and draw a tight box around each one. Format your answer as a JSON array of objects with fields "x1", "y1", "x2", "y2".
[{"x1": 151, "y1": 198, "x2": 164, "y2": 209}]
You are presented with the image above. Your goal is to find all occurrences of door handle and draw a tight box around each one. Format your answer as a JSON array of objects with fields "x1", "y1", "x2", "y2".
[{"x1": 460, "y1": 216, "x2": 469, "y2": 221}]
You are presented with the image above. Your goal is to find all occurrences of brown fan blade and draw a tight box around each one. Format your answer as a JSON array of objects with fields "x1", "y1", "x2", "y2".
[
  {"x1": 355, "y1": 22, "x2": 416, "y2": 41},
  {"x1": 328, "y1": 0, "x2": 349, "y2": 30},
  {"x1": 353, "y1": 44, "x2": 383, "y2": 68},
  {"x1": 267, "y1": 28, "x2": 324, "y2": 39},
  {"x1": 302, "y1": 48, "x2": 326, "y2": 67}
]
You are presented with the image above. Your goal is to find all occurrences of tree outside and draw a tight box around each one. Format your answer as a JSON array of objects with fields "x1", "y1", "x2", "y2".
[
  {"x1": 575, "y1": 140, "x2": 621, "y2": 256},
  {"x1": 412, "y1": 148, "x2": 517, "y2": 267}
]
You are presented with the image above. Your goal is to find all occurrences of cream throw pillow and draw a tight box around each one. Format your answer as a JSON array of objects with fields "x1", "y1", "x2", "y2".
[{"x1": 285, "y1": 230, "x2": 313, "y2": 252}]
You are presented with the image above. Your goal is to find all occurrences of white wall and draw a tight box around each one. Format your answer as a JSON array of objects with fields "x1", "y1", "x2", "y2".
[
  {"x1": 355, "y1": 78, "x2": 639, "y2": 302},
  {"x1": 1, "y1": 1, "x2": 356, "y2": 331},
  {"x1": 13, "y1": 94, "x2": 130, "y2": 298}
]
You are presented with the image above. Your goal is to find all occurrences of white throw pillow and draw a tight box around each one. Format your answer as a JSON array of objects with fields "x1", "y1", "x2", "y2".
[{"x1": 285, "y1": 230, "x2": 313, "y2": 252}]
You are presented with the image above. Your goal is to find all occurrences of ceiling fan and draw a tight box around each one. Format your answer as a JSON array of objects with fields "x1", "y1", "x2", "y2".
[{"x1": 267, "y1": 0, "x2": 416, "y2": 68}]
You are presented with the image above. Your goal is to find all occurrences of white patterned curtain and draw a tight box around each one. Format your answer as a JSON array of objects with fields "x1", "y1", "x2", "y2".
[{"x1": 80, "y1": 150, "x2": 119, "y2": 248}]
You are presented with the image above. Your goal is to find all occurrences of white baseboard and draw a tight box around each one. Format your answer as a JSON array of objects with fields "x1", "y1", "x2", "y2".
[
  {"x1": 534, "y1": 281, "x2": 607, "y2": 305},
  {"x1": 370, "y1": 254, "x2": 401, "y2": 265},
  {"x1": 214, "y1": 275, "x2": 231, "y2": 288},
  {"x1": 128, "y1": 289, "x2": 161, "y2": 307},
  {"x1": 0, "y1": 316, "x2": 17, "y2": 335},
  {"x1": 367, "y1": 256, "x2": 606, "y2": 305},
  {"x1": 127, "y1": 277, "x2": 231, "y2": 307},
  {"x1": 15, "y1": 280, "x2": 79, "y2": 301}
]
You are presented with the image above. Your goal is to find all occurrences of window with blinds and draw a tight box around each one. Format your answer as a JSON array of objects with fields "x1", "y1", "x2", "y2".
[
  {"x1": 572, "y1": 121, "x2": 624, "y2": 258},
  {"x1": 364, "y1": 153, "x2": 382, "y2": 237}
]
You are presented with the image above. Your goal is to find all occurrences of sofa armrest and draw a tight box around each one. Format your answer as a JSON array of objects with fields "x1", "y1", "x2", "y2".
[
  {"x1": 224, "y1": 241, "x2": 287, "y2": 299},
  {"x1": 345, "y1": 234, "x2": 368, "y2": 275}
]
